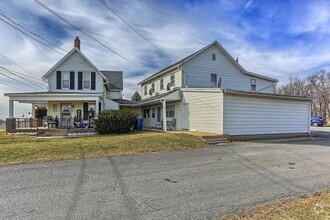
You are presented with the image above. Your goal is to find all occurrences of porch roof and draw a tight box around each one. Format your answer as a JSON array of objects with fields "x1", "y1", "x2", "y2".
[
  {"x1": 4, "y1": 92, "x2": 102, "y2": 104},
  {"x1": 116, "y1": 90, "x2": 182, "y2": 107}
]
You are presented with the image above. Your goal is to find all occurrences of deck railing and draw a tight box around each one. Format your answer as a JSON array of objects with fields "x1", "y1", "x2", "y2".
[{"x1": 15, "y1": 118, "x2": 44, "y2": 129}]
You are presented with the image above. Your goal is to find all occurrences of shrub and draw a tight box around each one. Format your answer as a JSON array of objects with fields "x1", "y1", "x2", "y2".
[{"x1": 94, "y1": 110, "x2": 139, "y2": 134}]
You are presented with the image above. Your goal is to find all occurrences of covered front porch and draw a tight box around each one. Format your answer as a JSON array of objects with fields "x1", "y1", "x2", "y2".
[
  {"x1": 4, "y1": 92, "x2": 102, "y2": 132},
  {"x1": 120, "y1": 90, "x2": 183, "y2": 131}
]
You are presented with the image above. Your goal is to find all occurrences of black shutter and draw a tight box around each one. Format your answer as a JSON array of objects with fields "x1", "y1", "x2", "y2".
[
  {"x1": 78, "y1": 72, "x2": 82, "y2": 90},
  {"x1": 70, "y1": 71, "x2": 75, "y2": 90},
  {"x1": 83, "y1": 103, "x2": 88, "y2": 120},
  {"x1": 56, "y1": 71, "x2": 61, "y2": 89},
  {"x1": 91, "y1": 72, "x2": 96, "y2": 90},
  {"x1": 99, "y1": 101, "x2": 101, "y2": 114}
]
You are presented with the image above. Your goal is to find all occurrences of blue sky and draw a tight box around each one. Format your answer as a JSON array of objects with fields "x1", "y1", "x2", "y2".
[{"x1": 1, "y1": 0, "x2": 330, "y2": 118}]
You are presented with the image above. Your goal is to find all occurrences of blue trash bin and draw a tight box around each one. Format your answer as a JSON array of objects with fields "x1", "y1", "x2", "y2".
[{"x1": 136, "y1": 117, "x2": 144, "y2": 130}]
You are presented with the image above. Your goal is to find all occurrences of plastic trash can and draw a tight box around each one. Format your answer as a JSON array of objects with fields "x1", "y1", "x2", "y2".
[{"x1": 136, "y1": 117, "x2": 144, "y2": 130}]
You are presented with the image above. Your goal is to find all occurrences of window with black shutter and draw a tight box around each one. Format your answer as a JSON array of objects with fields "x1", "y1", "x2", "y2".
[
  {"x1": 56, "y1": 71, "x2": 61, "y2": 89},
  {"x1": 91, "y1": 72, "x2": 96, "y2": 90},
  {"x1": 70, "y1": 71, "x2": 75, "y2": 90},
  {"x1": 78, "y1": 72, "x2": 83, "y2": 90}
]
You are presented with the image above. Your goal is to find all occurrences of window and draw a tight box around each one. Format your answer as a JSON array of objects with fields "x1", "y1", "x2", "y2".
[
  {"x1": 143, "y1": 109, "x2": 150, "y2": 118},
  {"x1": 151, "y1": 83, "x2": 155, "y2": 93},
  {"x1": 251, "y1": 79, "x2": 256, "y2": 91},
  {"x1": 170, "y1": 75, "x2": 175, "y2": 85},
  {"x1": 166, "y1": 105, "x2": 175, "y2": 118},
  {"x1": 210, "y1": 73, "x2": 217, "y2": 87},
  {"x1": 160, "y1": 78, "x2": 164, "y2": 90},
  {"x1": 144, "y1": 86, "x2": 147, "y2": 95},
  {"x1": 62, "y1": 72, "x2": 69, "y2": 89},
  {"x1": 83, "y1": 72, "x2": 90, "y2": 89},
  {"x1": 212, "y1": 53, "x2": 216, "y2": 60}
]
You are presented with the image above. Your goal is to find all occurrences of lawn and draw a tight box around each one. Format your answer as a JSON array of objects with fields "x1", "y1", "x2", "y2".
[
  {"x1": 222, "y1": 191, "x2": 330, "y2": 220},
  {"x1": 0, "y1": 131, "x2": 205, "y2": 166}
]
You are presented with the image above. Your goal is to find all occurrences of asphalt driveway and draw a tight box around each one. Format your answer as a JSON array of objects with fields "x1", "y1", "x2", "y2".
[{"x1": 1, "y1": 129, "x2": 330, "y2": 219}]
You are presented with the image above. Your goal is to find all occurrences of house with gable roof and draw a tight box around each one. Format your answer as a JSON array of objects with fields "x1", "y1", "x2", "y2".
[
  {"x1": 117, "y1": 41, "x2": 312, "y2": 136},
  {"x1": 5, "y1": 37, "x2": 123, "y2": 129}
]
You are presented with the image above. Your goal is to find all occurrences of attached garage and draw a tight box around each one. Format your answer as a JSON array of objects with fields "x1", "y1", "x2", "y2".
[{"x1": 223, "y1": 90, "x2": 311, "y2": 136}]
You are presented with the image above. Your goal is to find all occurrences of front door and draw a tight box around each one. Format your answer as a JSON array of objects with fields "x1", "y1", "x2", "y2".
[
  {"x1": 61, "y1": 104, "x2": 72, "y2": 127},
  {"x1": 151, "y1": 107, "x2": 157, "y2": 127}
]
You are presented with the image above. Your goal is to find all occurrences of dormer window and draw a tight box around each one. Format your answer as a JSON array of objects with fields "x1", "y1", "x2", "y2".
[
  {"x1": 83, "y1": 72, "x2": 90, "y2": 89},
  {"x1": 251, "y1": 79, "x2": 256, "y2": 91},
  {"x1": 62, "y1": 72, "x2": 69, "y2": 89},
  {"x1": 212, "y1": 53, "x2": 216, "y2": 60}
]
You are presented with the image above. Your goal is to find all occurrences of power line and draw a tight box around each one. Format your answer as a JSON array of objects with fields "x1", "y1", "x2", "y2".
[
  {"x1": 0, "y1": 66, "x2": 45, "y2": 90},
  {"x1": 0, "y1": 52, "x2": 45, "y2": 82},
  {"x1": 35, "y1": 0, "x2": 144, "y2": 69},
  {"x1": 0, "y1": 81, "x2": 30, "y2": 91},
  {"x1": 99, "y1": 0, "x2": 167, "y2": 55},
  {"x1": 0, "y1": 71, "x2": 39, "y2": 90}
]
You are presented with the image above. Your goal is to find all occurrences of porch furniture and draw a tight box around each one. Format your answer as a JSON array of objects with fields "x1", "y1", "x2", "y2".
[
  {"x1": 156, "y1": 121, "x2": 162, "y2": 129},
  {"x1": 166, "y1": 118, "x2": 176, "y2": 130}
]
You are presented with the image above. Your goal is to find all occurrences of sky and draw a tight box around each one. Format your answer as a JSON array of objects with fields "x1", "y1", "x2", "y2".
[{"x1": 1, "y1": 0, "x2": 330, "y2": 119}]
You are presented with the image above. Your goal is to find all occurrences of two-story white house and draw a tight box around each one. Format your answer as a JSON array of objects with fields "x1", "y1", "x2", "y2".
[
  {"x1": 5, "y1": 37, "x2": 122, "y2": 129},
  {"x1": 119, "y1": 41, "x2": 311, "y2": 135}
]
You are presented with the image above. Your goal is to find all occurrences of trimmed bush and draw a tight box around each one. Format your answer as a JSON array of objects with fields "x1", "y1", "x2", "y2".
[{"x1": 94, "y1": 110, "x2": 139, "y2": 134}]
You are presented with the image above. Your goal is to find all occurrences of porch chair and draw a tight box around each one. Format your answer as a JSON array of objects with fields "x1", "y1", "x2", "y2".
[{"x1": 166, "y1": 118, "x2": 176, "y2": 130}]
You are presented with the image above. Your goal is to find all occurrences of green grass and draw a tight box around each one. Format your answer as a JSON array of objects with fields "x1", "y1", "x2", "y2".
[
  {"x1": 223, "y1": 191, "x2": 330, "y2": 220},
  {"x1": 0, "y1": 131, "x2": 205, "y2": 166}
]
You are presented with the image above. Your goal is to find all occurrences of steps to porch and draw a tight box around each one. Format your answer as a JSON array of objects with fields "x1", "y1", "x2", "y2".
[{"x1": 201, "y1": 134, "x2": 231, "y2": 144}]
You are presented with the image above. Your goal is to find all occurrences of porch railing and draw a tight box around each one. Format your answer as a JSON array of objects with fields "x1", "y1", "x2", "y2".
[
  {"x1": 45, "y1": 117, "x2": 95, "y2": 129},
  {"x1": 15, "y1": 118, "x2": 44, "y2": 129}
]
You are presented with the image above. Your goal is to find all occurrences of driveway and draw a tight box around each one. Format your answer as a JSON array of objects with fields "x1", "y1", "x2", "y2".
[{"x1": 1, "y1": 132, "x2": 330, "y2": 219}]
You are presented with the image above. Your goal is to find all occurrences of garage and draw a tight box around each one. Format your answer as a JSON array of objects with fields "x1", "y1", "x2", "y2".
[{"x1": 223, "y1": 90, "x2": 312, "y2": 135}]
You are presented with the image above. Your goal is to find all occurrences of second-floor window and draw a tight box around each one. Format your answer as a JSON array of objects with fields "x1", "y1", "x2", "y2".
[
  {"x1": 251, "y1": 79, "x2": 256, "y2": 91},
  {"x1": 144, "y1": 86, "x2": 147, "y2": 95},
  {"x1": 84, "y1": 72, "x2": 90, "y2": 89},
  {"x1": 160, "y1": 78, "x2": 164, "y2": 90},
  {"x1": 170, "y1": 75, "x2": 175, "y2": 85},
  {"x1": 151, "y1": 83, "x2": 155, "y2": 93},
  {"x1": 210, "y1": 73, "x2": 217, "y2": 87},
  {"x1": 62, "y1": 72, "x2": 69, "y2": 89}
]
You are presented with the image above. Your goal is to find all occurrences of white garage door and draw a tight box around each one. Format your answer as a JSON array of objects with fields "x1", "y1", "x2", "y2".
[{"x1": 223, "y1": 94, "x2": 310, "y2": 135}]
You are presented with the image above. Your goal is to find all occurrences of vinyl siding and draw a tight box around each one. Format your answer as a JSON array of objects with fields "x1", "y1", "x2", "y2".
[
  {"x1": 183, "y1": 45, "x2": 274, "y2": 93},
  {"x1": 47, "y1": 101, "x2": 88, "y2": 119},
  {"x1": 106, "y1": 91, "x2": 122, "y2": 99},
  {"x1": 141, "y1": 69, "x2": 182, "y2": 100},
  {"x1": 104, "y1": 98, "x2": 119, "y2": 110},
  {"x1": 181, "y1": 89, "x2": 223, "y2": 133},
  {"x1": 48, "y1": 51, "x2": 103, "y2": 93},
  {"x1": 223, "y1": 94, "x2": 310, "y2": 135}
]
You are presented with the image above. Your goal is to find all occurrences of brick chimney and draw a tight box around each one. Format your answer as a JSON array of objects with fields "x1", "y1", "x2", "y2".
[{"x1": 74, "y1": 36, "x2": 80, "y2": 49}]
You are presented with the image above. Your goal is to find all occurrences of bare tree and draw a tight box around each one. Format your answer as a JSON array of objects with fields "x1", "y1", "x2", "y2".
[{"x1": 276, "y1": 75, "x2": 311, "y2": 96}]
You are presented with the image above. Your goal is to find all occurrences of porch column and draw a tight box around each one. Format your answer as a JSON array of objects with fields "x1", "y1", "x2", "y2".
[
  {"x1": 95, "y1": 99, "x2": 99, "y2": 118},
  {"x1": 31, "y1": 104, "x2": 36, "y2": 118},
  {"x1": 9, "y1": 100, "x2": 14, "y2": 118},
  {"x1": 162, "y1": 98, "x2": 167, "y2": 131}
]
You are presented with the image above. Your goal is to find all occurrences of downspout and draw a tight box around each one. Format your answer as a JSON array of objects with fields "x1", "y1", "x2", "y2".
[{"x1": 160, "y1": 98, "x2": 167, "y2": 131}]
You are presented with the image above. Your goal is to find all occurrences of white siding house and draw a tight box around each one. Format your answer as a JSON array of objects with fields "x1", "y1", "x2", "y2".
[
  {"x1": 5, "y1": 37, "x2": 123, "y2": 129},
  {"x1": 124, "y1": 40, "x2": 311, "y2": 136}
]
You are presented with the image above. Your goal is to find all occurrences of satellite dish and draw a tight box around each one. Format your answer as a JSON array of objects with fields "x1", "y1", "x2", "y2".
[
  {"x1": 217, "y1": 77, "x2": 222, "y2": 88},
  {"x1": 167, "y1": 83, "x2": 171, "y2": 91}
]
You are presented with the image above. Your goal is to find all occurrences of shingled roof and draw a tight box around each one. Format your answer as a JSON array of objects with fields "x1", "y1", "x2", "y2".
[{"x1": 101, "y1": 71, "x2": 123, "y2": 90}]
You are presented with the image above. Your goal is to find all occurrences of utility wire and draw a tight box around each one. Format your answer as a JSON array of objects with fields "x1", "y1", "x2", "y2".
[
  {"x1": 99, "y1": 0, "x2": 167, "y2": 55},
  {"x1": 0, "y1": 71, "x2": 39, "y2": 90},
  {"x1": 35, "y1": 0, "x2": 144, "y2": 69},
  {"x1": 0, "y1": 66, "x2": 45, "y2": 90},
  {"x1": 0, "y1": 53, "x2": 45, "y2": 82}
]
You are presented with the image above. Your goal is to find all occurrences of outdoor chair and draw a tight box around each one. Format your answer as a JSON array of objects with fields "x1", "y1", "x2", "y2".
[{"x1": 166, "y1": 118, "x2": 176, "y2": 130}]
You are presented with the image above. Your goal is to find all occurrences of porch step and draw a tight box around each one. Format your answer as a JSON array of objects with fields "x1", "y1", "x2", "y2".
[
  {"x1": 40, "y1": 129, "x2": 68, "y2": 137},
  {"x1": 201, "y1": 135, "x2": 231, "y2": 144}
]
